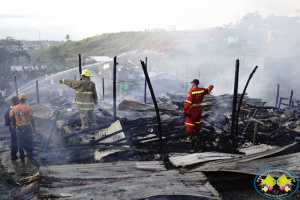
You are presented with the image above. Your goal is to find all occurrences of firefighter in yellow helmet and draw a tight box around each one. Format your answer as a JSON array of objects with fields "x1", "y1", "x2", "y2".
[{"x1": 59, "y1": 69, "x2": 98, "y2": 130}]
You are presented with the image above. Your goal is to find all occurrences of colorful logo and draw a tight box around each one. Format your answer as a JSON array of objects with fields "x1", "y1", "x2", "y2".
[
  {"x1": 16, "y1": 109, "x2": 25, "y2": 118},
  {"x1": 254, "y1": 167, "x2": 299, "y2": 199}
]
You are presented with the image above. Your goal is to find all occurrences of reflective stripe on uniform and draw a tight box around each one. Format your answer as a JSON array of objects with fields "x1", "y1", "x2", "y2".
[
  {"x1": 186, "y1": 123, "x2": 194, "y2": 126},
  {"x1": 79, "y1": 108, "x2": 94, "y2": 110},
  {"x1": 207, "y1": 87, "x2": 210, "y2": 94},
  {"x1": 191, "y1": 103, "x2": 201, "y2": 107},
  {"x1": 81, "y1": 126, "x2": 89, "y2": 129},
  {"x1": 186, "y1": 100, "x2": 192, "y2": 103},
  {"x1": 76, "y1": 91, "x2": 94, "y2": 94},
  {"x1": 91, "y1": 123, "x2": 97, "y2": 126},
  {"x1": 195, "y1": 121, "x2": 201, "y2": 124},
  {"x1": 192, "y1": 90, "x2": 204, "y2": 94},
  {"x1": 75, "y1": 101, "x2": 94, "y2": 105},
  {"x1": 62, "y1": 79, "x2": 65, "y2": 84}
]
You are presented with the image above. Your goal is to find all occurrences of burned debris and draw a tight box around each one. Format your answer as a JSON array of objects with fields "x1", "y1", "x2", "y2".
[{"x1": 0, "y1": 56, "x2": 299, "y2": 200}]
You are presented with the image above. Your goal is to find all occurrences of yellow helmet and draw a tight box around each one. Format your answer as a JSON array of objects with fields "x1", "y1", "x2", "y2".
[{"x1": 81, "y1": 69, "x2": 92, "y2": 77}]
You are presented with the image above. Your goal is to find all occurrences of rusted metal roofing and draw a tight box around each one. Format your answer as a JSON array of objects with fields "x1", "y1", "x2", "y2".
[{"x1": 38, "y1": 161, "x2": 220, "y2": 199}]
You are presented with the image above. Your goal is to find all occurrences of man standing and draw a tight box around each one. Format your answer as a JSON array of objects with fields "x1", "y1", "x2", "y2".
[
  {"x1": 6, "y1": 97, "x2": 20, "y2": 160},
  {"x1": 11, "y1": 93, "x2": 36, "y2": 162},
  {"x1": 59, "y1": 69, "x2": 98, "y2": 130},
  {"x1": 182, "y1": 79, "x2": 214, "y2": 142}
]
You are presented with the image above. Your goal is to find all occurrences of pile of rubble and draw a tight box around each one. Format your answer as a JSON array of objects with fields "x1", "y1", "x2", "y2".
[{"x1": 49, "y1": 92, "x2": 300, "y2": 164}]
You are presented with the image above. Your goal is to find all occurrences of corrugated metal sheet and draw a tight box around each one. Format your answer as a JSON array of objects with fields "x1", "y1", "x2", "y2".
[
  {"x1": 118, "y1": 99, "x2": 154, "y2": 111},
  {"x1": 238, "y1": 144, "x2": 278, "y2": 155},
  {"x1": 170, "y1": 152, "x2": 239, "y2": 167},
  {"x1": 192, "y1": 143, "x2": 298, "y2": 176},
  {"x1": 94, "y1": 120, "x2": 127, "y2": 160},
  {"x1": 170, "y1": 144, "x2": 283, "y2": 168},
  {"x1": 38, "y1": 161, "x2": 220, "y2": 199},
  {"x1": 30, "y1": 103, "x2": 55, "y2": 119}
]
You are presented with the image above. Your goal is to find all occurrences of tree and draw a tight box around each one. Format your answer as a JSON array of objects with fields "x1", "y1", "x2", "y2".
[
  {"x1": 0, "y1": 37, "x2": 30, "y2": 74},
  {"x1": 240, "y1": 12, "x2": 263, "y2": 30},
  {"x1": 66, "y1": 34, "x2": 70, "y2": 41}
]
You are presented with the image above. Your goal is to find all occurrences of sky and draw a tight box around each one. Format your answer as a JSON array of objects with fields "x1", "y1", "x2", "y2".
[{"x1": 0, "y1": 0, "x2": 299, "y2": 41}]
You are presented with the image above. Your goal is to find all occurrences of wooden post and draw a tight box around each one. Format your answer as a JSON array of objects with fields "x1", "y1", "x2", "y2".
[
  {"x1": 78, "y1": 54, "x2": 82, "y2": 80},
  {"x1": 102, "y1": 78, "x2": 104, "y2": 101},
  {"x1": 235, "y1": 66, "x2": 258, "y2": 136},
  {"x1": 275, "y1": 84, "x2": 280, "y2": 108},
  {"x1": 113, "y1": 56, "x2": 117, "y2": 121},
  {"x1": 289, "y1": 90, "x2": 294, "y2": 107},
  {"x1": 144, "y1": 57, "x2": 147, "y2": 104},
  {"x1": 231, "y1": 59, "x2": 239, "y2": 137},
  {"x1": 14, "y1": 75, "x2": 18, "y2": 97},
  {"x1": 36, "y1": 80, "x2": 40, "y2": 103},
  {"x1": 141, "y1": 60, "x2": 163, "y2": 152},
  {"x1": 253, "y1": 122, "x2": 258, "y2": 146}
]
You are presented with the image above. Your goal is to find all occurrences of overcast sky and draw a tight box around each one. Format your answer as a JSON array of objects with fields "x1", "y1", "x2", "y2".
[{"x1": 0, "y1": 0, "x2": 299, "y2": 41}]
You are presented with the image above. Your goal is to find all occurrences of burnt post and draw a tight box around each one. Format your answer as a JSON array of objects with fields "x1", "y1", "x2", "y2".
[
  {"x1": 78, "y1": 54, "x2": 82, "y2": 80},
  {"x1": 141, "y1": 60, "x2": 163, "y2": 152},
  {"x1": 113, "y1": 56, "x2": 117, "y2": 121},
  {"x1": 231, "y1": 59, "x2": 239, "y2": 137},
  {"x1": 289, "y1": 90, "x2": 294, "y2": 107},
  {"x1": 235, "y1": 66, "x2": 258, "y2": 136},
  {"x1": 275, "y1": 84, "x2": 280, "y2": 108},
  {"x1": 252, "y1": 122, "x2": 258, "y2": 146},
  {"x1": 14, "y1": 75, "x2": 18, "y2": 97},
  {"x1": 144, "y1": 57, "x2": 147, "y2": 104},
  {"x1": 36, "y1": 80, "x2": 40, "y2": 103},
  {"x1": 102, "y1": 78, "x2": 105, "y2": 101}
]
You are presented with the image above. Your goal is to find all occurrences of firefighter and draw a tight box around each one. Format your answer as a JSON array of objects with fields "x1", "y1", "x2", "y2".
[
  {"x1": 59, "y1": 69, "x2": 98, "y2": 130},
  {"x1": 182, "y1": 79, "x2": 214, "y2": 142}
]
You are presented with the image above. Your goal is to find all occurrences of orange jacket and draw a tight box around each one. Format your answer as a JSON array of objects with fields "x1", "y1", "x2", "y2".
[{"x1": 182, "y1": 85, "x2": 214, "y2": 114}]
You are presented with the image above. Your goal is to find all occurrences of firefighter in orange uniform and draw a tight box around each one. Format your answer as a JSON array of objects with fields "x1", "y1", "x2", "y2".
[{"x1": 182, "y1": 79, "x2": 214, "y2": 142}]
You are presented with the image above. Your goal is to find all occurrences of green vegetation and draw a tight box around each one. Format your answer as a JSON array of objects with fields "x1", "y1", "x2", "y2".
[{"x1": 0, "y1": 37, "x2": 30, "y2": 76}]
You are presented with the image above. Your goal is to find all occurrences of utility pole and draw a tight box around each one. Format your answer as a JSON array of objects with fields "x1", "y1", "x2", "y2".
[
  {"x1": 113, "y1": 56, "x2": 118, "y2": 121},
  {"x1": 39, "y1": 31, "x2": 42, "y2": 49},
  {"x1": 144, "y1": 57, "x2": 147, "y2": 104}
]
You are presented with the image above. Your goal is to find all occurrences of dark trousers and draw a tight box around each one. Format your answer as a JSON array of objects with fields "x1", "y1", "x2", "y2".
[
  {"x1": 17, "y1": 125, "x2": 34, "y2": 161},
  {"x1": 9, "y1": 127, "x2": 18, "y2": 158}
]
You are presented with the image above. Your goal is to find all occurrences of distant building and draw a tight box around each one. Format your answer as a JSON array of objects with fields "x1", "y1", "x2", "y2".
[
  {"x1": 10, "y1": 65, "x2": 47, "y2": 71},
  {"x1": 86, "y1": 56, "x2": 141, "y2": 80}
]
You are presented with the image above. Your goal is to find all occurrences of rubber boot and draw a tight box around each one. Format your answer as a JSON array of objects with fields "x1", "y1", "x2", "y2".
[
  {"x1": 11, "y1": 151, "x2": 18, "y2": 160},
  {"x1": 182, "y1": 132, "x2": 192, "y2": 142},
  {"x1": 19, "y1": 149, "x2": 25, "y2": 163}
]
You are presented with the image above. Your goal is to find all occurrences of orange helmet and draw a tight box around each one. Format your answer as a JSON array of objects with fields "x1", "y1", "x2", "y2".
[{"x1": 19, "y1": 93, "x2": 26, "y2": 100}]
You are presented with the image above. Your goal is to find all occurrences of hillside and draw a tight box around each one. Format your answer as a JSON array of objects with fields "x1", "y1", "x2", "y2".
[{"x1": 20, "y1": 29, "x2": 300, "y2": 87}]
